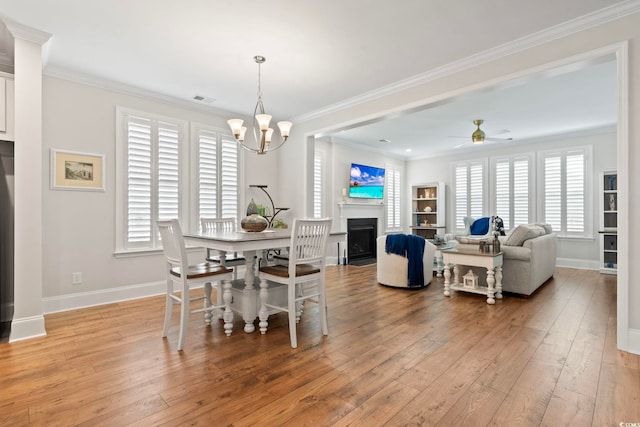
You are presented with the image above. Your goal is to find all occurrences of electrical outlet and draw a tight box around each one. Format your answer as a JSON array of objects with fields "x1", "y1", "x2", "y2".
[{"x1": 72, "y1": 272, "x2": 82, "y2": 285}]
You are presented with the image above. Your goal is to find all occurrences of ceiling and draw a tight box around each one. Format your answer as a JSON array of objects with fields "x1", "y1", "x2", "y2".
[{"x1": 0, "y1": 0, "x2": 632, "y2": 158}]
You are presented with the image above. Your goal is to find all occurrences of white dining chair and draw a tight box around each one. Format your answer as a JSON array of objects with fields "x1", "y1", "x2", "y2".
[
  {"x1": 157, "y1": 219, "x2": 234, "y2": 351},
  {"x1": 201, "y1": 217, "x2": 245, "y2": 280},
  {"x1": 257, "y1": 218, "x2": 332, "y2": 348}
]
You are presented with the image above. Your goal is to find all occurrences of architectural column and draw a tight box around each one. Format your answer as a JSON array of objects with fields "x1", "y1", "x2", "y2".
[{"x1": 5, "y1": 19, "x2": 51, "y2": 341}]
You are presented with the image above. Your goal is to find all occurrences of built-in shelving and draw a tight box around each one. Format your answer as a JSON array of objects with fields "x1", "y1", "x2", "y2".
[
  {"x1": 599, "y1": 170, "x2": 617, "y2": 275},
  {"x1": 410, "y1": 182, "x2": 445, "y2": 239}
]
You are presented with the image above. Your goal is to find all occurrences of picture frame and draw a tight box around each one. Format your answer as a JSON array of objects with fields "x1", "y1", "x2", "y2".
[{"x1": 50, "y1": 149, "x2": 105, "y2": 191}]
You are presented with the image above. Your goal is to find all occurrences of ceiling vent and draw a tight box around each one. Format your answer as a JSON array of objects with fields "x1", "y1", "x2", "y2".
[{"x1": 193, "y1": 95, "x2": 215, "y2": 103}]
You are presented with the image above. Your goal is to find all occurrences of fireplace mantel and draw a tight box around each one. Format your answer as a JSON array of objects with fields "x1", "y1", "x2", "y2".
[{"x1": 337, "y1": 202, "x2": 384, "y2": 235}]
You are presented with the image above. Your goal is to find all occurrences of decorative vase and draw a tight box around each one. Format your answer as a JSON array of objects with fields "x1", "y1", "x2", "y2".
[
  {"x1": 608, "y1": 175, "x2": 616, "y2": 190},
  {"x1": 246, "y1": 198, "x2": 258, "y2": 216},
  {"x1": 241, "y1": 214, "x2": 268, "y2": 232}
]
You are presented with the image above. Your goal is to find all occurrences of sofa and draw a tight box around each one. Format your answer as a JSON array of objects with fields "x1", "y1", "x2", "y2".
[
  {"x1": 376, "y1": 235, "x2": 436, "y2": 288},
  {"x1": 454, "y1": 223, "x2": 557, "y2": 295}
]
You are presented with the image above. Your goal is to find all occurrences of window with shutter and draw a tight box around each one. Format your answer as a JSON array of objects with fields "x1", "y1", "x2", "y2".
[
  {"x1": 453, "y1": 160, "x2": 486, "y2": 231},
  {"x1": 313, "y1": 151, "x2": 323, "y2": 218},
  {"x1": 385, "y1": 166, "x2": 401, "y2": 231},
  {"x1": 540, "y1": 147, "x2": 590, "y2": 237},
  {"x1": 120, "y1": 113, "x2": 185, "y2": 249},
  {"x1": 116, "y1": 108, "x2": 240, "y2": 252},
  {"x1": 195, "y1": 127, "x2": 240, "y2": 228},
  {"x1": 492, "y1": 155, "x2": 532, "y2": 231}
]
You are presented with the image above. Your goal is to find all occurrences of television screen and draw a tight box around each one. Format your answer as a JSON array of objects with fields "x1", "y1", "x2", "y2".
[{"x1": 349, "y1": 163, "x2": 385, "y2": 199}]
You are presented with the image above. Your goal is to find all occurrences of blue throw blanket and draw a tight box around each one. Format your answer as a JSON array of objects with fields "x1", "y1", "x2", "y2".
[{"x1": 385, "y1": 234, "x2": 425, "y2": 288}]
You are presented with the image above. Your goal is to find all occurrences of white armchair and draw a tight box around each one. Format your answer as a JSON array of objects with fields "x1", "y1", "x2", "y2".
[{"x1": 376, "y1": 235, "x2": 437, "y2": 288}]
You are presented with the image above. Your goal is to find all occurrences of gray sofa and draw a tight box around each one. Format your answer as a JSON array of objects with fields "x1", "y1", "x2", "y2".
[{"x1": 454, "y1": 224, "x2": 557, "y2": 295}]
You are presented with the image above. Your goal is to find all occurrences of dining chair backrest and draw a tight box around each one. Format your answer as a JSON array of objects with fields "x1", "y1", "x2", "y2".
[
  {"x1": 287, "y1": 218, "x2": 332, "y2": 275},
  {"x1": 201, "y1": 217, "x2": 237, "y2": 233},
  {"x1": 157, "y1": 219, "x2": 188, "y2": 270}
]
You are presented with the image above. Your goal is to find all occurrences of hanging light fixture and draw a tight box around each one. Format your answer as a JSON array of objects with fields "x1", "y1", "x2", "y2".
[
  {"x1": 471, "y1": 119, "x2": 485, "y2": 144},
  {"x1": 227, "y1": 56, "x2": 293, "y2": 155}
]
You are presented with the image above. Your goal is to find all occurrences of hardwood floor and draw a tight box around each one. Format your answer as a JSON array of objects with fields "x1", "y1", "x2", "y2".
[{"x1": 1, "y1": 266, "x2": 638, "y2": 426}]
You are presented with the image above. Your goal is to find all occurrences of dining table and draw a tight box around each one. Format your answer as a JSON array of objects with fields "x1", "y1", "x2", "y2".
[{"x1": 184, "y1": 228, "x2": 346, "y2": 334}]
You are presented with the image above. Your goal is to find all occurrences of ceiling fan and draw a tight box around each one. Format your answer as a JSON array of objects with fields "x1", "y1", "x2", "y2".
[{"x1": 451, "y1": 119, "x2": 513, "y2": 148}]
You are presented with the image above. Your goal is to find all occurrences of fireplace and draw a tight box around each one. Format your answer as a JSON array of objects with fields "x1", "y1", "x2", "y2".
[{"x1": 347, "y1": 218, "x2": 377, "y2": 265}]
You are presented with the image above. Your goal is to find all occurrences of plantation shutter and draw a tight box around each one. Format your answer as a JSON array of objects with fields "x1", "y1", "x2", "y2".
[
  {"x1": 566, "y1": 152, "x2": 585, "y2": 233},
  {"x1": 543, "y1": 155, "x2": 562, "y2": 232},
  {"x1": 386, "y1": 167, "x2": 401, "y2": 230},
  {"x1": 313, "y1": 153, "x2": 323, "y2": 218},
  {"x1": 469, "y1": 163, "x2": 484, "y2": 218},
  {"x1": 198, "y1": 129, "x2": 218, "y2": 222},
  {"x1": 220, "y1": 136, "x2": 239, "y2": 220},
  {"x1": 197, "y1": 130, "x2": 239, "y2": 225},
  {"x1": 126, "y1": 116, "x2": 152, "y2": 245},
  {"x1": 494, "y1": 160, "x2": 510, "y2": 228},
  {"x1": 157, "y1": 122, "x2": 180, "y2": 222},
  {"x1": 513, "y1": 158, "x2": 529, "y2": 227},
  {"x1": 494, "y1": 157, "x2": 530, "y2": 230},
  {"x1": 454, "y1": 165, "x2": 468, "y2": 229}
]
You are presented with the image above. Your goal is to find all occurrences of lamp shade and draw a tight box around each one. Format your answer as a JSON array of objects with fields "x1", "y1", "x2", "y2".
[
  {"x1": 227, "y1": 119, "x2": 244, "y2": 137},
  {"x1": 255, "y1": 114, "x2": 272, "y2": 130},
  {"x1": 277, "y1": 121, "x2": 293, "y2": 138}
]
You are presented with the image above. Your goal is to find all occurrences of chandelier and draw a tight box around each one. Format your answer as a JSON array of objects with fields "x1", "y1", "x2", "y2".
[{"x1": 227, "y1": 56, "x2": 293, "y2": 155}]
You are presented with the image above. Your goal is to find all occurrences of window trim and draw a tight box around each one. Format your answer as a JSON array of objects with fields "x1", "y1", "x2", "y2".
[{"x1": 536, "y1": 145, "x2": 593, "y2": 238}]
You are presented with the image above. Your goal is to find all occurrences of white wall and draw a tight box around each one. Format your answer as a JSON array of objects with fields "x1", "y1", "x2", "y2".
[
  {"x1": 406, "y1": 130, "x2": 616, "y2": 268},
  {"x1": 41, "y1": 76, "x2": 279, "y2": 301}
]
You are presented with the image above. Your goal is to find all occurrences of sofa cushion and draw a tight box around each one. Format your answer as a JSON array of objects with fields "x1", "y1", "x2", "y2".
[
  {"x1": 503, "y1": 224, "x2": 545, "y2": 246},
  {"x1": 470, "y1": 217, "x2": 490, "y2": 235},
  {"x1": 534, "y1": 223, "x2": 553, "y2": 234}
]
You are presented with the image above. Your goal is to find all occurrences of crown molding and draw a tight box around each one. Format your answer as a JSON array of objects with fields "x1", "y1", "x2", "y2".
[
  {"x1": 1, "y1": 16, "x2": 51, "y2": 45},
  {"x1": 293, "y1": 1, "x2": 640, "y2": 123},
  {"x1": 44, "y1": 66, "x2": 237, "y2": 118}
]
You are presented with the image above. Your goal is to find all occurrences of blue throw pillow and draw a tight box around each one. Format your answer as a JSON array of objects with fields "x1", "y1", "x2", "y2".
[{"x1": 470, "y1": 217, "x2": 490, "y2": 235}]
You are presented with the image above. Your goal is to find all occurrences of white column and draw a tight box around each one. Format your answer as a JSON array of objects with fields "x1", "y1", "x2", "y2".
[{"x1": 5, "y1": 19, "x2": 51, "y2": 342}]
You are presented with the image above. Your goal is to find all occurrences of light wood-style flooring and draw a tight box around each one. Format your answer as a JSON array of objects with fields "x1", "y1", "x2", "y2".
[{"x1": 1, "y1": 266, "x2": 638, "y2": 426}]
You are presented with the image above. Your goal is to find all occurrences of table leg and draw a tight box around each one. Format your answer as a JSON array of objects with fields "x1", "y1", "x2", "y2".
[
  {"x1": 242, "y1": 250, "x2": 257, "y2": 333},
  {"x1": 495, "y1": 266, "x2": 503, "y2": 299},
  {"x1": 258, "y1": 278, "x2": 269, "y2": 334},
  {"x1": 486, "y1": 268, "x2": 496, "y2": 305},
  {"x1": 443, "y1": 263, "x2": 451, "y2": 297},
  {"x1": 436, "y1": 250, "x2": 444, "y2": 278}
]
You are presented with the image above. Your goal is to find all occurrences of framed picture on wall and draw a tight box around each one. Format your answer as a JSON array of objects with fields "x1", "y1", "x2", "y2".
[{"x1": 50, "y1": 149, "x2": 105, "y2": 191}]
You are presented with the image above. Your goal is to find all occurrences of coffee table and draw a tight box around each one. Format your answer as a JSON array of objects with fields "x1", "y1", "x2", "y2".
[{"x1": 441, "y1": 247, "x2": 503, "y2": 304}]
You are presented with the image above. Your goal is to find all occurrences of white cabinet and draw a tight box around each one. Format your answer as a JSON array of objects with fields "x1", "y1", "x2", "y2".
[
  {"x1": 0, "y1": 75, "x2": 14, "y2": 141},
  {"x1": 410, "y1": 182, "x2": 445, "y2": 239},
  {"x1": 599, "y1": 170, "x2": 617, "y2": 275}
]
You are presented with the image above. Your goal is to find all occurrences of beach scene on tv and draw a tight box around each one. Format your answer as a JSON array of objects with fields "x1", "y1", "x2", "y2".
[{"x1": 349, "y1": 163, "x2": 385, "y2": 199}]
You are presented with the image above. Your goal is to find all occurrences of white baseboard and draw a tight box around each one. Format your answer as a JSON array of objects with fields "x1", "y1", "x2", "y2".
[
  {"x1": 627, "y1": 328, "x2": 640, "y2": 355},
  {"x1": 556, "y1": 257, "x2": 600, "y2": 270},
  {"x1": 42, "y1": 280, "x2": 167, "y2": 314},
  {"x1": 9, "y1": 315, "x2": 46, "y2": 342}
]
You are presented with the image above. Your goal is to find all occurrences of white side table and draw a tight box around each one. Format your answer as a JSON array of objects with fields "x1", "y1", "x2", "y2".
[{"x1": 442, "y1": 248, "x2": 503, "y2": 304}]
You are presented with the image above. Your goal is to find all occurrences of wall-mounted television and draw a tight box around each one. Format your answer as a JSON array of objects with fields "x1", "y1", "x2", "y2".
[{"x1": 349, "y1": 163, "x2": 385, "y2": 199}]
